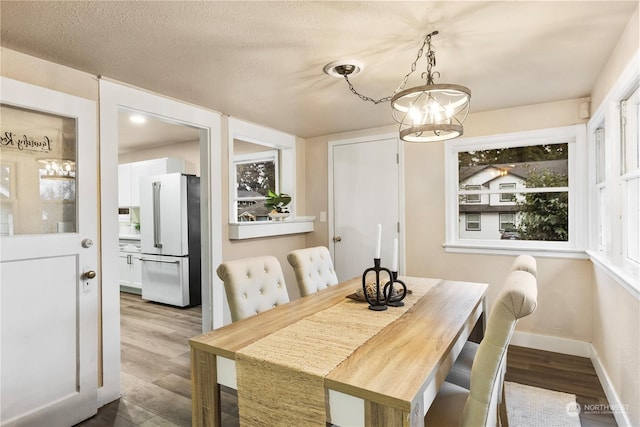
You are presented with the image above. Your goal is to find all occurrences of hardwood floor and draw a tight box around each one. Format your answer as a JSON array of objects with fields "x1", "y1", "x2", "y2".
[
  {"x1": 78, "y1": 293, "x2": 617, "y2": 426},
  {"x1": 77, "y1": 292, "x2": 203, "y2": 427},
  {"x1": 505, "y1": 345, "x2": 617, "y2": 427}
]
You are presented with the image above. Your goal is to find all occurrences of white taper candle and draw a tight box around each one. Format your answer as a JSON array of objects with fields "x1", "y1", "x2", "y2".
[{"x1": 375, "y1": 224, "x2": 382, "y2": 259}]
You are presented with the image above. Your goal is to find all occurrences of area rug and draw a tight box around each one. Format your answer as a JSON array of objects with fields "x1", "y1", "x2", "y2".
[{"x1": 505, "y1": 381, "x2": 581, "y2": 427}]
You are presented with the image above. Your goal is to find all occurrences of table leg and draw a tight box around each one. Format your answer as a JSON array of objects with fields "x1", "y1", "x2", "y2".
[
  {"x1": 365, "y1": 400, "x2": 423, "y2": 427},
  {"x1": 191, "y1": 348, "x2": 221, "y2": 427}
]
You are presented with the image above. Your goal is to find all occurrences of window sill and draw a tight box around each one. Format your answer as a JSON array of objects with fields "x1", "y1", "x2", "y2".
[
  {"x1": 443, "y1": 242, "x2": 589, "y2": 259},
  {"x1": 228, "y1": 216, "x2": 315, "y2": 240},
  {"x1": 587, "y1": 250, "x2": 640, "y2": 300}
]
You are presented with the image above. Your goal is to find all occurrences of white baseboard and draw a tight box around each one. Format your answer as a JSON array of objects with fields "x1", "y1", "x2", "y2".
[
  {"x1": 590, "y1": 346, "x2": 633, "y2": 427},
  {"x1": 510, "y1": 331, "x2": 633, "y2": 426},
  {"x1": 510, "y1": 331, "x2": 591, "y2": 357}
]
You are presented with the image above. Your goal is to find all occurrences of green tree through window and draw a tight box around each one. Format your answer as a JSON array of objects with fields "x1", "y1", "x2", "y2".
[{"x1": 516, "y1": 169, "x2": 569, "y2": 241}]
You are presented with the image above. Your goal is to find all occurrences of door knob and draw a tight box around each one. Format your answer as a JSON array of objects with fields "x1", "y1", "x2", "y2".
[
  {"x1": 84, "y1": 270, "x2": 96, "y2": 280},
  {"x1": 333, "y1": 236, "x2": 342, "y2": 242}
]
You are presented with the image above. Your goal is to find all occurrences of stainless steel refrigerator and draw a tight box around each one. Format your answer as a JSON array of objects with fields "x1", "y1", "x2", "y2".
[{"x1": 139, "y1": 173, "x2": 201, "y2": 307}]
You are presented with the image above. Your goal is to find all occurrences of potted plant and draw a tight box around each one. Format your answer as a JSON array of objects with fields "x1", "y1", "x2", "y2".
[{"x1": 265, "y1": 190, "x2": 291, "y2": 220}]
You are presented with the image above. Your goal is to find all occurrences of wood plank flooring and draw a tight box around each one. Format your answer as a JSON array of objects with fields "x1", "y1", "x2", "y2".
[
  {"x1": 505, "y1": 345, "x2": 617, "y2": 427},
  {"x1": 77, "y1": 293, "x2": 617, "y2": 426}
]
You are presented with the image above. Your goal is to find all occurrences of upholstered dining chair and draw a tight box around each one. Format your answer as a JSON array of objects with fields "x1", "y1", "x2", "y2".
[
  {"x1": 447, "y1": 255, "x2": 538, "y2": 390},
  {"x1": 216, "y1": 256, "x2": 290, "y2": 322},
  {"x1": 510, "y1": 254, "x2": 537, "y2": 277},
  {"x1": 286, "y1": 246, "x2": 339, "y2": 297},
  {"x1": 424, "y1": 270, "x2": 538, "y2": 426}
]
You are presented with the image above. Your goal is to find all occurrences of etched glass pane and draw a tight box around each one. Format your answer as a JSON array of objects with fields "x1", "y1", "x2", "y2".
[{"x1": 0, "y1": 104, "x2": 76, "y2": 235}]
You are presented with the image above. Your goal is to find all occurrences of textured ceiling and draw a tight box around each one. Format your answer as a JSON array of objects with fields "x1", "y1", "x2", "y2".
[{"x1": 1, "y1": 1, "x2": 638, "y2": 145}]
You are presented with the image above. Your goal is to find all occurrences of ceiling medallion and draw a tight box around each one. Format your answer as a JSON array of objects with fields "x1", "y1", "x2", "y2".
[{"x1": 324, "y1": 31, "x2": 471, "y2": 143}]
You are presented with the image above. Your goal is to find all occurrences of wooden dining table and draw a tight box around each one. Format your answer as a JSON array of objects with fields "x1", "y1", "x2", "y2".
[{"x1": 189, "y1": 276, "x2": 488, "y2": 427}]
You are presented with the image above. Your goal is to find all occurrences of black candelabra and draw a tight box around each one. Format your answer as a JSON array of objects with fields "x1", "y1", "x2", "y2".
[{"x1": 361, "y1": 258, "x2": 407, "y2": 311}]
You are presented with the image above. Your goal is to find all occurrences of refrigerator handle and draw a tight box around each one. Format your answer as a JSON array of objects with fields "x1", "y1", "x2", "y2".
[{"x1": 152, "y1": 181, "x2": 163, "y2": 248}]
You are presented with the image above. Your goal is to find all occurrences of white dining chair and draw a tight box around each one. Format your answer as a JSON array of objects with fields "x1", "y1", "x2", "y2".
[
  {"x1": 424, "y1": 269, "x2": 538, "y2": 426},
  {"x1": 216, "y1": 256, "x2": 290, "y2": 322},
  {"x1": 447, "y1": 255, "x2": 538, "y2": 390},
  {"x1": 509, "y1": 254, "x2": 537, "y2": 277},
  {"x1": 286, "y1": 246, "x2": 339, "y2": 297}
]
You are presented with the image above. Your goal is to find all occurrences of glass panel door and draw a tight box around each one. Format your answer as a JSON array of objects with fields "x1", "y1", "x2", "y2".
[{"x1": 0, "y1": 104, "x2": 77, "y2": 235}]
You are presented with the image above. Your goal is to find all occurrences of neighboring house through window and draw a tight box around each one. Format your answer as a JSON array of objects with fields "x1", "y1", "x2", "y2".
[
  {"x1": 445, "y1": 125, "x2": 586, "y2": 255},
  {"x1": 234, "y1": 150, "x2": 278, "y2": 221}
]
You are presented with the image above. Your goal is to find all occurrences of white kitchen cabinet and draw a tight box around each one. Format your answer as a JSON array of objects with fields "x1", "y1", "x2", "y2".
[
  {"x1": 119, "y1": 250, "x2": 143, "y2": 294},
  {"x1": 118, "y1": 157, "x2": 185, "y2": 207},
  {"x1": 118, "y1": 163, "x2": 132, "y2": 207}
]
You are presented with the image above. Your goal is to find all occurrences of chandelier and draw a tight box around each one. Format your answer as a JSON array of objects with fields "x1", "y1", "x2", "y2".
[
  {"x1": 37, "y1": 159, "x2": 76, "y2": 179},
  {"x1": 324, "y1": 31, "x2": 471, "y2": 143}
]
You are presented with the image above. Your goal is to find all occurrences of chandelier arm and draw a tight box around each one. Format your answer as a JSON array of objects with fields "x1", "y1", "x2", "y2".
[
  {"x1": 339, "y1": 30, "x2": 439, "y2": 105},
  {"x1": 342, "y1": 74, "x2": 392, "y2": 104}
]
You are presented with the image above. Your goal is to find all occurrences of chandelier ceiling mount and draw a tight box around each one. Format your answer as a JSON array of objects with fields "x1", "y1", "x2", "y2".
[{"x1": 324, "y1": 30, "x2": 471, "y2": 142}]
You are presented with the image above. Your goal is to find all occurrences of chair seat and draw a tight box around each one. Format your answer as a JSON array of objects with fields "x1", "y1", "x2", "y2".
[
  {"x1": 446, "y1": 341, "x2": 479, "y2": 390},
  {"x1": 424, "y1": 381, "x2": 469, "y2": 426}
]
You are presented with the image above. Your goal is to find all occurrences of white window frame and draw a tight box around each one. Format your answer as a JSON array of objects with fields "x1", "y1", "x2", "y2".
[
  {"x1": 499, "y1": 183, "x2": 516, "y2": 202},
  {"x1": 444, "y1": 124, "x2": 587, "y2": 258},
  {"x1": 226, "y1": 117, "x2": 314, "y2": 240},
  {"x1": 499, "y1": 212, "x2": 516, "y2": 231},
  {"x1": 465, "y1": 213, "x2": 481, "y2": 231},
  {"x1": 587, "y1": 50, "x2": 639, "y2": 298},
  {"x1": 620, "y1": 87, "x2": 639, "y2": 268},
  {"x1": 464, "y1": 184, "x2": 481, "y2": 203}
]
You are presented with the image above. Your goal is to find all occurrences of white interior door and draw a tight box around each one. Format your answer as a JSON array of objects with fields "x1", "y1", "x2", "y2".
[
  {"x1": 330, "y1": 136, "x2": 401, "y2": 281},
  {"x1": 0, "y1": 78, "x2": 98, "y2": 426}
]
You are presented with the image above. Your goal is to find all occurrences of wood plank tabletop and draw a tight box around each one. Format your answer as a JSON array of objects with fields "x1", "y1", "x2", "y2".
[
  {"x1": 325, "y1": 279, "x2": 487, "y2": 411},
  {"x1": 189, "y1": 277, "x2": 361, "y2": 358}
]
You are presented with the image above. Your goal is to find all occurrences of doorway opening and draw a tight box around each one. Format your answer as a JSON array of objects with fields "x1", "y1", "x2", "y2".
[{"x1": 98, "y1": 78, "x2": 224, "y2": 409}]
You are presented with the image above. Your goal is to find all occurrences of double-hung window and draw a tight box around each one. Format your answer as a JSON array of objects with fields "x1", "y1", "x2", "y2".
[
  {"x1": 621, "y1": 87, "x2": 639, "y2": 268},
  {"x1": 587, "y1": 54, "x2": 639, "y2": 295},
  {"x1": 466, "y1": 213, "x2": 481, "y2": 231},
  {"x1": 445, "y1": 125, "x2": 587, "y2": 256}
]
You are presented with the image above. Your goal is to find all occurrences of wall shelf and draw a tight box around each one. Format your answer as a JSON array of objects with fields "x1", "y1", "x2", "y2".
[{"x1": 228, "y1": 216, "x2": 315, "y2": 240}]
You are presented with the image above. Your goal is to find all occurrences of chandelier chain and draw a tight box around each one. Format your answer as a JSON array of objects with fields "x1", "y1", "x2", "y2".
[{"x1": 341, "y1": 31, "x2": 438, "y2": 105}]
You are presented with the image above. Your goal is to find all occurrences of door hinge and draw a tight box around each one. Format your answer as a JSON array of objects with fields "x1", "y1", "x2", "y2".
[{"x1": 396, "y1": 153, "x2": 399, "y2": 164}]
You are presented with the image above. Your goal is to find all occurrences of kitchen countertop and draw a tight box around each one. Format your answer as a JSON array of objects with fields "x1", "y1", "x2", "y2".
[{"x1": 119, "y1": 234, "x2": 141, "y2": 240}]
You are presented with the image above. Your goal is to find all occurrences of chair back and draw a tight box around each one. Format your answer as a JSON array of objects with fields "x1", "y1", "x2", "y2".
[
  {"x1": 509, "y1": 254, "x2": 537, "y2": 277},
  {"x1": 462, "y1": 270, "x2": 537, "y2": 426},
  {"x1": 216, "y1": 256, "x2": 290, "y2": 322},
  {"x1": 287, "y1": 246, "x2": 339, "y2": 297}
]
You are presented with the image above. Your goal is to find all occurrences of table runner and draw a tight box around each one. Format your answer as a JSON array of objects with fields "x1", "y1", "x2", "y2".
[{"x1": 235, "y1": 277, "x2": 440, "y2": 427}]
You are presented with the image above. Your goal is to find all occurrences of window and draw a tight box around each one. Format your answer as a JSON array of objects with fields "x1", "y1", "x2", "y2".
[
  {"x1": 464, "y1": 185, "x2": 481, "y2": 203},
  {"x1": 466, "y1": 213, "x2": 481, "y2": 231},
  {"x1": 594, "y1": 127, "x2": 607, "y2": 251},
  {"x1": 621, "y1": 86, "x2": 639, "y2": 266},
  {"x1": 227, "y1": 117, "x2": 314, "y2": 240},
  {"x1": 587, "y1": 55, "x2": 639, "y2": 294},
  {"x1": 499, "y1": 183, "x2": 516, "y2": 202},
  {"x1": 445, "y1": 125, "x2": 586, "y2": 255},
  {"x1": 234, "y1": 150, "x2": 278, "y2": 222},
  {"x1": 499, "y1": 213, "x2": 516, "y2": 231}
]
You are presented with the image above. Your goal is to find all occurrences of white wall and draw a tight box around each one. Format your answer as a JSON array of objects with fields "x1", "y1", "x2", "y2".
[{"x1": 306, "y1": 98, "x2": 592, "y2": 343}]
